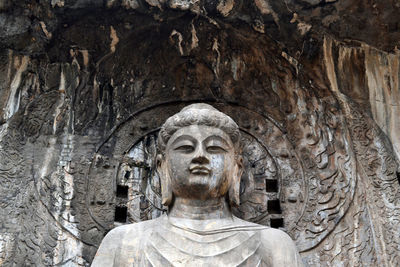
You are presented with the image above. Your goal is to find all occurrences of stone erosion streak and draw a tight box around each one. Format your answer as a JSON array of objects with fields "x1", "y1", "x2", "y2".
[{"x1": 0, "y1": 0, "x2": 399, "y2": 266}]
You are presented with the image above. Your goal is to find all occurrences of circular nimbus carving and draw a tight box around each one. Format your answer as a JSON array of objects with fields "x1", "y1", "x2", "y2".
[
  {"x1": 85, "y1": 102, "x2": 356, "y2": 252},
  {"x1": 116, "y1": 129, "x2": 306, "y2": 230}
]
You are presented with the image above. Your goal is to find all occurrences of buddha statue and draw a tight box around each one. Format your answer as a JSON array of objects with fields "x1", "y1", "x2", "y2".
[{"x1": 91, "y1": 103, "x2": 304, "y2": 267}]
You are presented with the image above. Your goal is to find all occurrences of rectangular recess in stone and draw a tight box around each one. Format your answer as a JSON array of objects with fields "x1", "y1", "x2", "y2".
[
  {"x1": 267, "y1": 199, "x2": 282, "y2": 214},
  {"x1": 265, "y1": 179, "x2": 278, "y2": 192},
  {"x1": 270, "y1": 218, "x2": 284, "y2": 229},
  {"x1": 114, "y1": 206, "x2": 128, "y2": 223},
  {"x1": 117, "y1": 185, "x2": 129, "y2": 198}
]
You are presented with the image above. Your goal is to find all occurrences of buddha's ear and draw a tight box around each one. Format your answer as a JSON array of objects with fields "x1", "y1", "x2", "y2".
[
  {"x1": 229, "y1": 156, "x2": 243, "y2": 207},
  {"x1": 156, "y1": 154, "x2": 173, "y2": 206}
]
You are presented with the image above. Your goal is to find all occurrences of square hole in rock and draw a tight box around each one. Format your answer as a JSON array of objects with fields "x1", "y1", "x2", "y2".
[
  {"x1": 117, "y1": 185, "x2": 129, "y2": 198},
  {"x1": 270, "y1": 218, "x2": 284, "y2": 228},
  {"x1": 266, "y1": 179, "x2": 278, "y2": 192},
  {"x1": 397, "y1": 170, "x2": 400, "y2": 185},
  {"x1": 114, "y1": 206, "x2": 127, "y2": 223},
  {"x1": 267, "y1": 199, "x2": 282, "y2": 214}
]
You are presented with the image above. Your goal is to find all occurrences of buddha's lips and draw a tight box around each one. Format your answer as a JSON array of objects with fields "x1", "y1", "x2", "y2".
[{"x1": 189, "y1": 165, "x2": 211, "y2": 174}]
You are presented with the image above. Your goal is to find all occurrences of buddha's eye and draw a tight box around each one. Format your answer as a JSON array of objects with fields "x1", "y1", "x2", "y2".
[
  {"x1": 174, "y1": 145, "x2": 194, "y2": 153},
  {"x1": 206, "y1": 146, "x2": 227, "y2": 153}
]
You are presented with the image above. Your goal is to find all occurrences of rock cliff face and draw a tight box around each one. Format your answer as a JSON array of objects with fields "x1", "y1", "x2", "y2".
[{"x1": 0, "y1": 1, "x2": 399, "y2": 266}]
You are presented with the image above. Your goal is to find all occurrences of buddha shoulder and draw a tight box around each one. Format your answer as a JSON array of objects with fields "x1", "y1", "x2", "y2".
[
  {"x1": 259, "y1": 227, "x2": 304, "y2": 267},
  {"x1": 91, "y1": 219, "x2": 157, "y2": 267},
  {"x1": 105, "y1": 219, "x2": 155, "y2": 244}
]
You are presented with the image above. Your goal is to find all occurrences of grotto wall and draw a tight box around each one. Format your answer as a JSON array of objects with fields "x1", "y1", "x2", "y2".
[{"x1": 0, "y1": 0, "x2": 399, "y2": 266}]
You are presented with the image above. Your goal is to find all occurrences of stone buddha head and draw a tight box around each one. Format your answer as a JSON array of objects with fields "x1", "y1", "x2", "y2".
[{"x1": 157, "y1": 103, "x2": 244, "y2": 208}]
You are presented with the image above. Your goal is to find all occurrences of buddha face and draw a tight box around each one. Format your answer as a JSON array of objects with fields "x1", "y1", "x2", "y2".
[{"x1": 163, "y1": 125, "x2": 238, "y2": 200}]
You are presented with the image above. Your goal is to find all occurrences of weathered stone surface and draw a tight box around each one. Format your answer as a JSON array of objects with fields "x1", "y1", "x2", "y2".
[
  {"x1": 91, "y1": 104, "x2": 303, "y2": 266},
  {"x1": 0, "y1": 1, "x2": 399, "y2": 266}
]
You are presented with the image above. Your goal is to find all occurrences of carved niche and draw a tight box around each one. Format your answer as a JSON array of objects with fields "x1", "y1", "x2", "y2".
[{"x1": 83, "y1": 98, "x2": 358, "y2": 256}]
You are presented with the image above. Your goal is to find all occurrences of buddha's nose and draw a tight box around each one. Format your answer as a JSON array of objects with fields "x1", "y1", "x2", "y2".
[{"x1": 192, "y1": 147, "x2": 209, "y2": 164}]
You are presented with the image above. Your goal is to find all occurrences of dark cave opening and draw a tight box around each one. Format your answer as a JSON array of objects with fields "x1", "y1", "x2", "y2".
[{"x1": 114, "y1": 206, "x2": 128, "y2": 223}]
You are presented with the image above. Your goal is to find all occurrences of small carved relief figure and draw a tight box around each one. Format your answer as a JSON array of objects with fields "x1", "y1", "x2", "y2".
[{"x1": 92, "y1": 103, "x2": 303, "y2": 267}]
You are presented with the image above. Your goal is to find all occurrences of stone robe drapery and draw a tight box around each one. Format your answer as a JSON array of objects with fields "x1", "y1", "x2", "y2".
[{"x1": 91, "y1": 215, "x2": 303, "y2": 267}]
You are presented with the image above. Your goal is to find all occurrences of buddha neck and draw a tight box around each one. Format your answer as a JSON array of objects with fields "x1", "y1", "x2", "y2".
[{"x1": 168, "y1": 196, "x2": 232, "y2": 220}]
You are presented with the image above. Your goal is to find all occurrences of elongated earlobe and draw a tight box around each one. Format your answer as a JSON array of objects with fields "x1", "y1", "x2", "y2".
[
  {"x1": 229, "y1": 157, "x2": 243, "y2": 207},
  {"x1": 157, "y1": 154, "x2": 173, "y2": 206}
]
